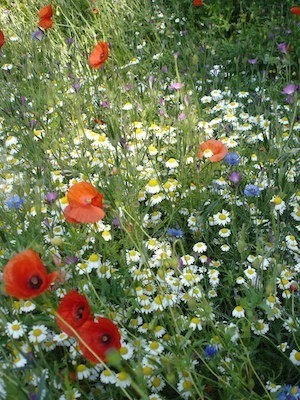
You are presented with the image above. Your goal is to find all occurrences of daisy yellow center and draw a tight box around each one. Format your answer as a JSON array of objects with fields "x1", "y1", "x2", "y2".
[
  {"x1": 273, "y1": 197, "x2": 282, "y2": 205},
  {"x1": 295, "y1": 352, "x2": 300, "y2": 362},
  {"x1": 219, "y1": 214, "x2": 227, "y2": 220},
  {"x1": 12, "y1": 324, "x2": 21, "y2": 331},
  {"x1": 120, "y1": 346, "x2": 128, "y2": 355},
  {"x1": 143, "y1": 366, "x2": 153, "y2": 376},
  {"x1": 148, "y1": 179, "x2": 158, "y2": 187},
  {"x1": 152, "y1": 377, "x2": 161, "y2": 387},
  {"x1": 89, "y1": 254, "x2": 99, "y2": 261},
  {"x1": 118, "y1": 372, "x2": 128, "y2": 381},
  {"x1": 183, "y1": 380, "x2": 193, "y2": 390},
  {"x1": 235, "y1": 306, "x2": 243, "y2": 312},
  {"x1": 77, "y1": 364, "x2": 87, "y2": 372},
  {"x1": 103, "y1": 370, "x2": 112, "y2": 377},
  {"x1": 150, "y1": 341, "x2": 159, "y2": 350},
  {"x1": 33, "y1": 329, "x2": 42, "y2": 337}
]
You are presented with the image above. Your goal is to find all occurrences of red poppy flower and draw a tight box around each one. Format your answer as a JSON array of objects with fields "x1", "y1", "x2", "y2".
[
  {"x1": 64, "y1": 181, "x2": 105, "y2": 224},
  {"x1": 77, "y1": 318, "x2": 121, "y2": 363},
  {"x1": 89, "y1": 41, "x2": 109, "y2": 69},
  {"x1": 197, "y1": 139, "x2": 228, "y2": 162},
  {"x1": 3, "y1": 249, "x2": 58, "y2": 299},
  {"x1": 38, "y1": 4, "x2": 54, "y2": 29},
  {"x1": 0, "y1": 31, "x2": 4, "y2": 50},
  {"x1": 291, "y1": 6, "x2": 300, "y2": 15},
  {"x1": 193, "y1": 0, "x2": 203, "y2": 6},
  {"x1": 56, "y1": 290, "x2": 92, "y2": 336}
]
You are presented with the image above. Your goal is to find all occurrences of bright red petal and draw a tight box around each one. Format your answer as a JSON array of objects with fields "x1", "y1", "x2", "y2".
[
  {"x1": 38, "y1": 4, "x2": 53, "y2": 19},
  {"x1": 77, "y1": 318, "x2": 121, "y2": 363},
  {"x1": 291, "y1": 6, "x2": 300, "y2": 15},
  {"x1": 89, "y1": 41, "x2": 109, "y2": 69},
  {"x1": 56, "y1": 291, "x2": 92, "y2": 336},
  {"x1": 39, "y1": 18, "x2": 54, "y2": 29},
  {"x1": 3, "y1": 249, "x2": 58, "y2": 299},
  {"x1": 0, "y1": 31, "x2": 4, "y2": 49},
  {"x1": 67, "y1": 182, "x2": 103, "y2": 208},
  {"x1": 65, "y1": 205, "x2": 105, "y2": 223}
]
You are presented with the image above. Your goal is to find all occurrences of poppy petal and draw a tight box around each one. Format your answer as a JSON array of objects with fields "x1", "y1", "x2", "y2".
[
  {"x1": 56, "y1": 291, "x2": 92, "y2": 336},
  {"x1": 38, "y1": 4, "x2": 53, "y2": 19},
  {"x1": 88, "y1": 41, "x2": 109, "y2": 69},
  {"x1": 291, "y1": 6, "x2": 300, "y2": 15},
  {"x1": 77, "y1": 318, "x2": 121, "y2": 363},
  {"x1": 67, "y1": 182, "x2": 103, "y2": 208},
  {"x1": 39, "y1": 18, "x2": 54, "y2": 29},
  {"x1": 65, "y1": 205, "x2": 105, "y2": 223},
  {"x1": 3, "y1": 249, "x2": 58, "y2": 299},
  {"x1": 0, "y1": 31, "x2": 4, "y2": 49}
]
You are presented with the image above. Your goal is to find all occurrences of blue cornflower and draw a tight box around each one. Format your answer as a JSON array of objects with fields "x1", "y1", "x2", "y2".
[
  {"x1": 224, "y1": 152, "x2": 240, "y2": 166},
  {"x1": 5, "y1": 195, "x2": 25, "y2": 209},
  {"x1": 204, "y1": 345, "x2": 218, "y2": 358},
  {"x1": 277, "y1": 385, "x2": 300, "y2": 400},
  {"x1": 166, "y1": 228, "x2": 184, "y2": 238},
  {"x1": 244, "y1": 184, "x2": 260, "y2": 197},
  {"x1": 31, "y1": 29, "x2": 43, "y2": 41}
]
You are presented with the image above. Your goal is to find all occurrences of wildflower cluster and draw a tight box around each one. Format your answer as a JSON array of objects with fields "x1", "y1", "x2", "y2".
[{"x1": 0, "y1": 1, "x2": 299, "y2": 399}]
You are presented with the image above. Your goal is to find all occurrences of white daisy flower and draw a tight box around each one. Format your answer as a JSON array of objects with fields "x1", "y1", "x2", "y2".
[
  {"x1": 28, "y1": 325, "x2": 48, "y2": 344},
  {"x1": 5, "y1": 320, "x2": 26, "y2": 339},
  {"x1": 289, "y1": 349, "x2": 300, "y2": 366}
]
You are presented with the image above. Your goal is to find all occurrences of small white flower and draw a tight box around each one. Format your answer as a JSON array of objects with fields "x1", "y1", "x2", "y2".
[
  {"x1": 289, "y1": 349, "x2": 300, "y2": 366},
  {"x1": 232, "y1": 306, "x2": 245, "y2": 318},
  {"x1": 28, "y1": 325, "x2": 48, "y2": 344},
  {"x1": 193, "y1": 242, "x2": 207, "y2": 253},
  {"x1": 6, "y1": 320, "x2": 26, "y2": 339},
  {"x1": 115, "y1": 371, "x2": 131, "y2": 388},
  {"x1": 76, "y1": 364, "x2": 91, "y2": 380}
]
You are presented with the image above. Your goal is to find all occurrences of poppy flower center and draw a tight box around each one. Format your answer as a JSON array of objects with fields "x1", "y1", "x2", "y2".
[
  {"x1": 29, "y1": 275, "x2": 43, "y2": 289},
  {"x1": 100, "y1": 334, "x2": 111, "y2": 344},
  {"x1": 76, "y1": 306, "x2": 85, "y2": 320}
]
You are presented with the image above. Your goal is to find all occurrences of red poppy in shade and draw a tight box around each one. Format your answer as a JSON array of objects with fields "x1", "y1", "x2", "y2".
[
  {"x1": 56, "y1": 290, "x2": 92, "y2": 336},
  {"x1": 89, "y1": 41, "x2": 109, "y2": 69},
  {"x1": 38, "y1": 4, "x2": 54, "y2": 29},
  {"x1": 77, "y1": 318, "x2": 121, "y2": 363},
  {"x1": 0, "y1": 31, "x2": 4, "y2": 49},
  {"x1": 291, "y1": 6, "x2": 300, "y2": 15},
  {"x1": 193, "y1": 0, "x2": 203, "y2": 6},
  {"x1": 197, "y1": 139, "x2": 228, "y2": 162},
  {"x1": 64, "y1": 181, "x2": 105, "y2": 224},
  {"x1": 3, "y1": 249, "x2": 58, "y2": 299}
]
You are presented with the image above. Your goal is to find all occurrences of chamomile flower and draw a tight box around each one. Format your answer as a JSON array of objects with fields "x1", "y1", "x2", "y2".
[
  {"x1": 251, "y1": 320, "x2": 269, "y2": 335},
  {"x1": 76, "y1": 364, "x2": 91, "y2": 380},
  {"x1": 218, "y1": 228, "x2": 231, "y2": 237},
  {"x1": 28, "y1": 325, "x2": 48, "y2": 344},
  {"x1": 270, "y1": 196, "x2": 286, "y2": 216},
  {"x1": 193, "y1": 242, "x2": 207, "y2": 253},
  {"x1": 165, "y1": 157, "x2": 179, "y2": 169},
  {"x1": 145, "y1": 178, "x2": 161, "y2": 194},
  {"x1": 189, "y1": 317, "x2": 202, "y2": 331},
  {"x1": 149, "y1": 375, "x2": 166, "y2": 392},
  {"x1": 115, "y1": 371, "x2": 131, "y2": 388},
  {"x1": 148, "y1": 341, "x2": 164, "y2": 355},
  {"x1": 5, "y1": 320, "x2": 26, "y2": 339},
  {"x1": 289, "y1": 349, "x2": 300, "y2": 366},
  {"x1": 120, "y1": 342, "x2": 134, "y2": 360},
  {"x1": 100, "y1": 369, "x2": 117, "y2": 384},
  {"x1": 213, "y1": 210, "x2": 231, "y2": 226},
  {"x1": 232, "y1": 306, "x2": 245, "y2": 318}
]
